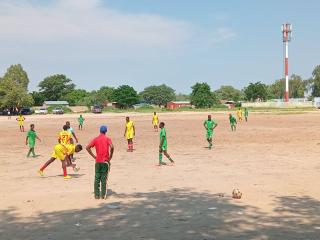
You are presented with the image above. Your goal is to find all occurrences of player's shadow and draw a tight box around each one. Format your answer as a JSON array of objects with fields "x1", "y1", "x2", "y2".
[{"x1": 1, "y1": 189, "x2": 320, "y2": 240}]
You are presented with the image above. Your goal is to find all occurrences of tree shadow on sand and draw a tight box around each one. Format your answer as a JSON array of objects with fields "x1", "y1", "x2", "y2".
[{"x1": 1, "y1": 189, "x2": 320, "y2": 240}]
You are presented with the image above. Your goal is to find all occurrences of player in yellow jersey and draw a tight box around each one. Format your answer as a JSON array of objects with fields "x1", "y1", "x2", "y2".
[
  {"x1": 152, "y1": 112, "x2": 159, "y2": 132},
  {"x1": 58, "y1": 125, "x2": 72, "y2": 146},
  {"x1": 236, "y1": 108, "x2": 243, "y2": 122},
  {"x1": 16, "y1": 114, "x2": 25, "y2": 132},
  {"x1": 38, "y1": 143, "x2": 82, "y2": 179},
  {"x1": 124, "y1": 116, "x2": 135, "y2": 152}
]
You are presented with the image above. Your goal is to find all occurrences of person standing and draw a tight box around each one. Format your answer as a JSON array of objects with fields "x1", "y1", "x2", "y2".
[
  {"x1": 78, "y1": 115, "x2": 85, "y2": 130},
  {"x1": 244, "y1": 108, "x2": 249, "y2": 122},
  {"x1": 229, "y1": 114, "x2": 237, "y2": 132},
  {"x1": 203, "y1": 115, "x2": 218, "y2": 149},
  {"x1": 152, "y1": 112, "x2": 159, "y2": 132},
  {"x1": 124, "y1": 116, "x2": 135, "y2": 152},
  {"x1": 236, "y1": 108, "x2": 243, "y2": 122},
  {"x1": 159, "y1": 122, "x2": 174, "y2": 165},
  {"x1": 26, "y1": 124, "x2": 41, "y2": 157},
  {"x1": 16, "y1": 114, "x2": 25, "y2": 132},
  {"x1": 86, "y1": 126, "x2": 114, "y2": 199}
]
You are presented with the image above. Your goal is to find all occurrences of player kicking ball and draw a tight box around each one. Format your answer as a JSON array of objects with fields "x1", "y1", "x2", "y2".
[
  {"x1": 38, "y1": 143, "x2": 82, "y2": 179},
  {"x1": 203, "y1": 115, "x2": 218, "y2": 149},
  {"x1": 159, "y1": 122, "x2": 174, "y2": 166}
]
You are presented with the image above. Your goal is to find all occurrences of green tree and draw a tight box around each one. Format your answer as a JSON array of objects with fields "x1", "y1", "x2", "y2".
[
  {"x1": 244, "y1": 82, "x2": 268, "y2": 101},
  {"x1": 141, "y1": 84, "x2": 175, "y2": 106},
  {"x1": 30, "y1": 91, "x2": 45, "y2": 106},
  {"x1": 111, "y1": 85, "x2": 139, "y2": 108},
  {"x1": 0, "y1": 79, "x2": 33, "y2": 108},
  {"x1": 268, "y1": 74, "x2": 307, "y2": 99},
  {"x1": 3, "y1": 64, "x2": 29, "y2": 90},
  {"x1": 175, "y1": 93, "x2": 190, "y2": 101},
  {"x1": 0, "y1": 64, "x2": 33, "y2": 109},
  {"x1": 215, "y1": 85, "x2": 243, "y2": 101},
  {"x1": 65, "y1": 89, "x2": 89, "y2": 106},
  {"x1": 95, "y1": 86, "x2": 114, "y2": 105},
  {"x1": 268, "y1": 79, "x2": 285, "y2": 99},
  {"x1": 311, "y1": 65, "x2": 320, "y2": 97},
  {"x1": 190, "y1": 82, "x2": 217, "y2": 108},
  {"x1": 38, "y1": 74, "x2": 75, "y2": 101}
]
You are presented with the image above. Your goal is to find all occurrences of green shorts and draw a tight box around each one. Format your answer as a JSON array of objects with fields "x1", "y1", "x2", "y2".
[
  {"x1": 160, "y1": 144, "x2": 167, "y2": 151},
  {"x1": 206, "y1": 131, "x2": 213, "y2": 139},
  {"x1": 28, "y1": 141, "x2": 35, "y2": 148}
]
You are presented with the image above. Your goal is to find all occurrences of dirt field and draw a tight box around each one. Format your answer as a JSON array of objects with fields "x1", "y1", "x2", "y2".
[{"x1": 0, "y1": 111, "x2": 320, "y2": 240}]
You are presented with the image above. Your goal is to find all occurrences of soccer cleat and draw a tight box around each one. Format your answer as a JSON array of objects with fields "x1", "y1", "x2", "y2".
[
  {"x1": 63, "y1": 175, "x2": 72, "y2": 180},
  {"x1": 38, "y1": 170, "x2": 44, "y2": 177}
]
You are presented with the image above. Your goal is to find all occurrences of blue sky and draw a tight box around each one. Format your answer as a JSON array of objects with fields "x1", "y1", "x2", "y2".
[{"x1": 0, "y1": 0, "x2": 319, "y2": 93}]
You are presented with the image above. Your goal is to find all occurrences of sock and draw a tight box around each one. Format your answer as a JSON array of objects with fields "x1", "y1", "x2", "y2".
[
  {"x1": 63, "y1": 167, "x2": 67, "y2": 177},
  {"x1": 32, "y1": 149, "x2": 36, "y2": 157},
  {"x1": 27, "y1": 150, "x2": 31, "y2": 157},
  {"x1": 40, "y1": 165, "x2": 47, "y2": 171},
  {"x1": 131, "y1": 144, "x2": 134, "y2": 150},
  {"x1": 159, "y1": 153, "x2": 163, "y2": 163}
]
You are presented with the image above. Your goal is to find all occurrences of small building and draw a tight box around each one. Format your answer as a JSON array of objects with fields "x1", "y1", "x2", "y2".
[
  {"x1": 106, "y1": 102, "x2": 121, "y2": 109},
  {"x1": 167, "y1": 101, "x2": 192, "y2": 110},
  {"x1": 43, "y1": 101, "x2": 69, "y2": 108}
]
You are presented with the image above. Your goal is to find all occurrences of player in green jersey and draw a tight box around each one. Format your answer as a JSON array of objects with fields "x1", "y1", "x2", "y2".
[
  {"x1": 203, "y1": 115, "x2": 218, "y2": 149},
  {"x1": 244, "y1": 108, "x2": 249, "y2": 122},
  {"x1": 26, "y1": 124, "x2": 41, "y2": 157},
  {"x1": 229, "y1": 113, "x2": 237, "y2": 131},
  {"x1": 78, "y1": 115, "x2": 85, "y2": 130},
  {"x1": 159, "y1": 122, "x2": 174, "y2": 165}
]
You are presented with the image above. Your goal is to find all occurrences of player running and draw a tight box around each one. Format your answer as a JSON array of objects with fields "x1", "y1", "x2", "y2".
[
  {"x1": 26, "y1": 124, "x2": 41, "y2": 157},
  {"x1": 244, "y1": 108, "x2": 249, "y2": 122},
  {"x1": 229, "y1": 113, "x2": 237, "y2": 132},
  {"x1": 124, "y1": 117, "x2": 135, "y2": 152},
  {"x1": 16, "y1": 114, "x2": 25, "y2": 132},
  {"x1": 203, "y1": 115, "x2": 218, "y2": 149},
  {"x1": 86, "y1": 125, "x2": 114, "y2": 199},
  {"x1": 152, "y1": 112, "x2": 159, "y2": 132},
  {"x1": 78, "y1": 115, "x2": 85, "y2": 130},
  {"x1": 38, "y1": 143, "x2": 82, "y2": 179},
  {"x1": 236, "y1": 108, "x2": 243, "y2": 122},
  {"x1": 159, "y1": 122, "x2": 174, "y2": 165}
]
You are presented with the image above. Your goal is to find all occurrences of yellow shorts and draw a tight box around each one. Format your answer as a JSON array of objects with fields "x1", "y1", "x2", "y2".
[
  {"x1": 126, "y1": 131, "x2": 134, "y2": 140},
  {"x1": 51, "y1": 144, "x2": 67, "y2": 161},
  {"x1": 18, "y1": 122, "x2": 24, "y2": 127},
  {"x1": 153, "y1": 121, "x2": 158, "y2": 126}
]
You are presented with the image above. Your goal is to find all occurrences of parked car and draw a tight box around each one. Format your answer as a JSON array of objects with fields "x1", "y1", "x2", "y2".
[
  {"x1": 92, "y1": 105, "x2": 102, "y2": 114},
  {"x1": 52, "y1": 107, "x2": 64, "y2": 114},
  {"x1": 35, "y1": 108, "x2": 48, "y2": 115},
  {"x1": 20, "y1": 107, "x2": 33, "y2": 115}
]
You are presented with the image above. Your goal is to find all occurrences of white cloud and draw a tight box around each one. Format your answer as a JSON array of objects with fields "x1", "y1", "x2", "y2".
[{"x1": 0, "y1": 0, "x2": 191, "y2": 49}]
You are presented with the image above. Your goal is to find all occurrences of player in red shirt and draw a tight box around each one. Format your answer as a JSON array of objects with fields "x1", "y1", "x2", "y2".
[{"x1": 86, "y1": 125, "x2": 114, "y2": 199}]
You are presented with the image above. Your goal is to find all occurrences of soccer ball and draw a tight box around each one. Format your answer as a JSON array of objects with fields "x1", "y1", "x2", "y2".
[{"x1": 232, "y1": 189, "x2": 242, "y2": 199}]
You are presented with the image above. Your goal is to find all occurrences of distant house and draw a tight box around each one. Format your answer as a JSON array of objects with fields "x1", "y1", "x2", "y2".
[
  {"x1": 167, "y1": 101, "x2": 192, "y2": 110},
  {"x1": 43, "y1": 101, "x2": 69, "y2": 108},
  {"x1": 106, "y1": 102, "x2": 121, "y2": 109}
]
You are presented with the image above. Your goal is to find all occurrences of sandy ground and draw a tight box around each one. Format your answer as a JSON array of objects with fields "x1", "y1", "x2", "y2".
[{"x1": 0, "y1": 111, "x2": 320, "y2": 240}]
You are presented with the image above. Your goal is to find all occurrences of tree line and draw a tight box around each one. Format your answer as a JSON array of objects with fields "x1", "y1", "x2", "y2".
[{"x1": 1, "y1": 64, "x2": 320, "y2": 110}]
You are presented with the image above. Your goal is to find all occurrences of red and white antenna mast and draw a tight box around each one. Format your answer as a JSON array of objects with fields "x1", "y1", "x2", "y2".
[{"x1": 281, "y1": 23, "x2": 292, "y2": 102}]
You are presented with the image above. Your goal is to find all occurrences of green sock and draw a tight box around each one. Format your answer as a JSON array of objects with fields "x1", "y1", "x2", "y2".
[{"x1": 159, "y1": 153, "x2": 163, "y2": 164}]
